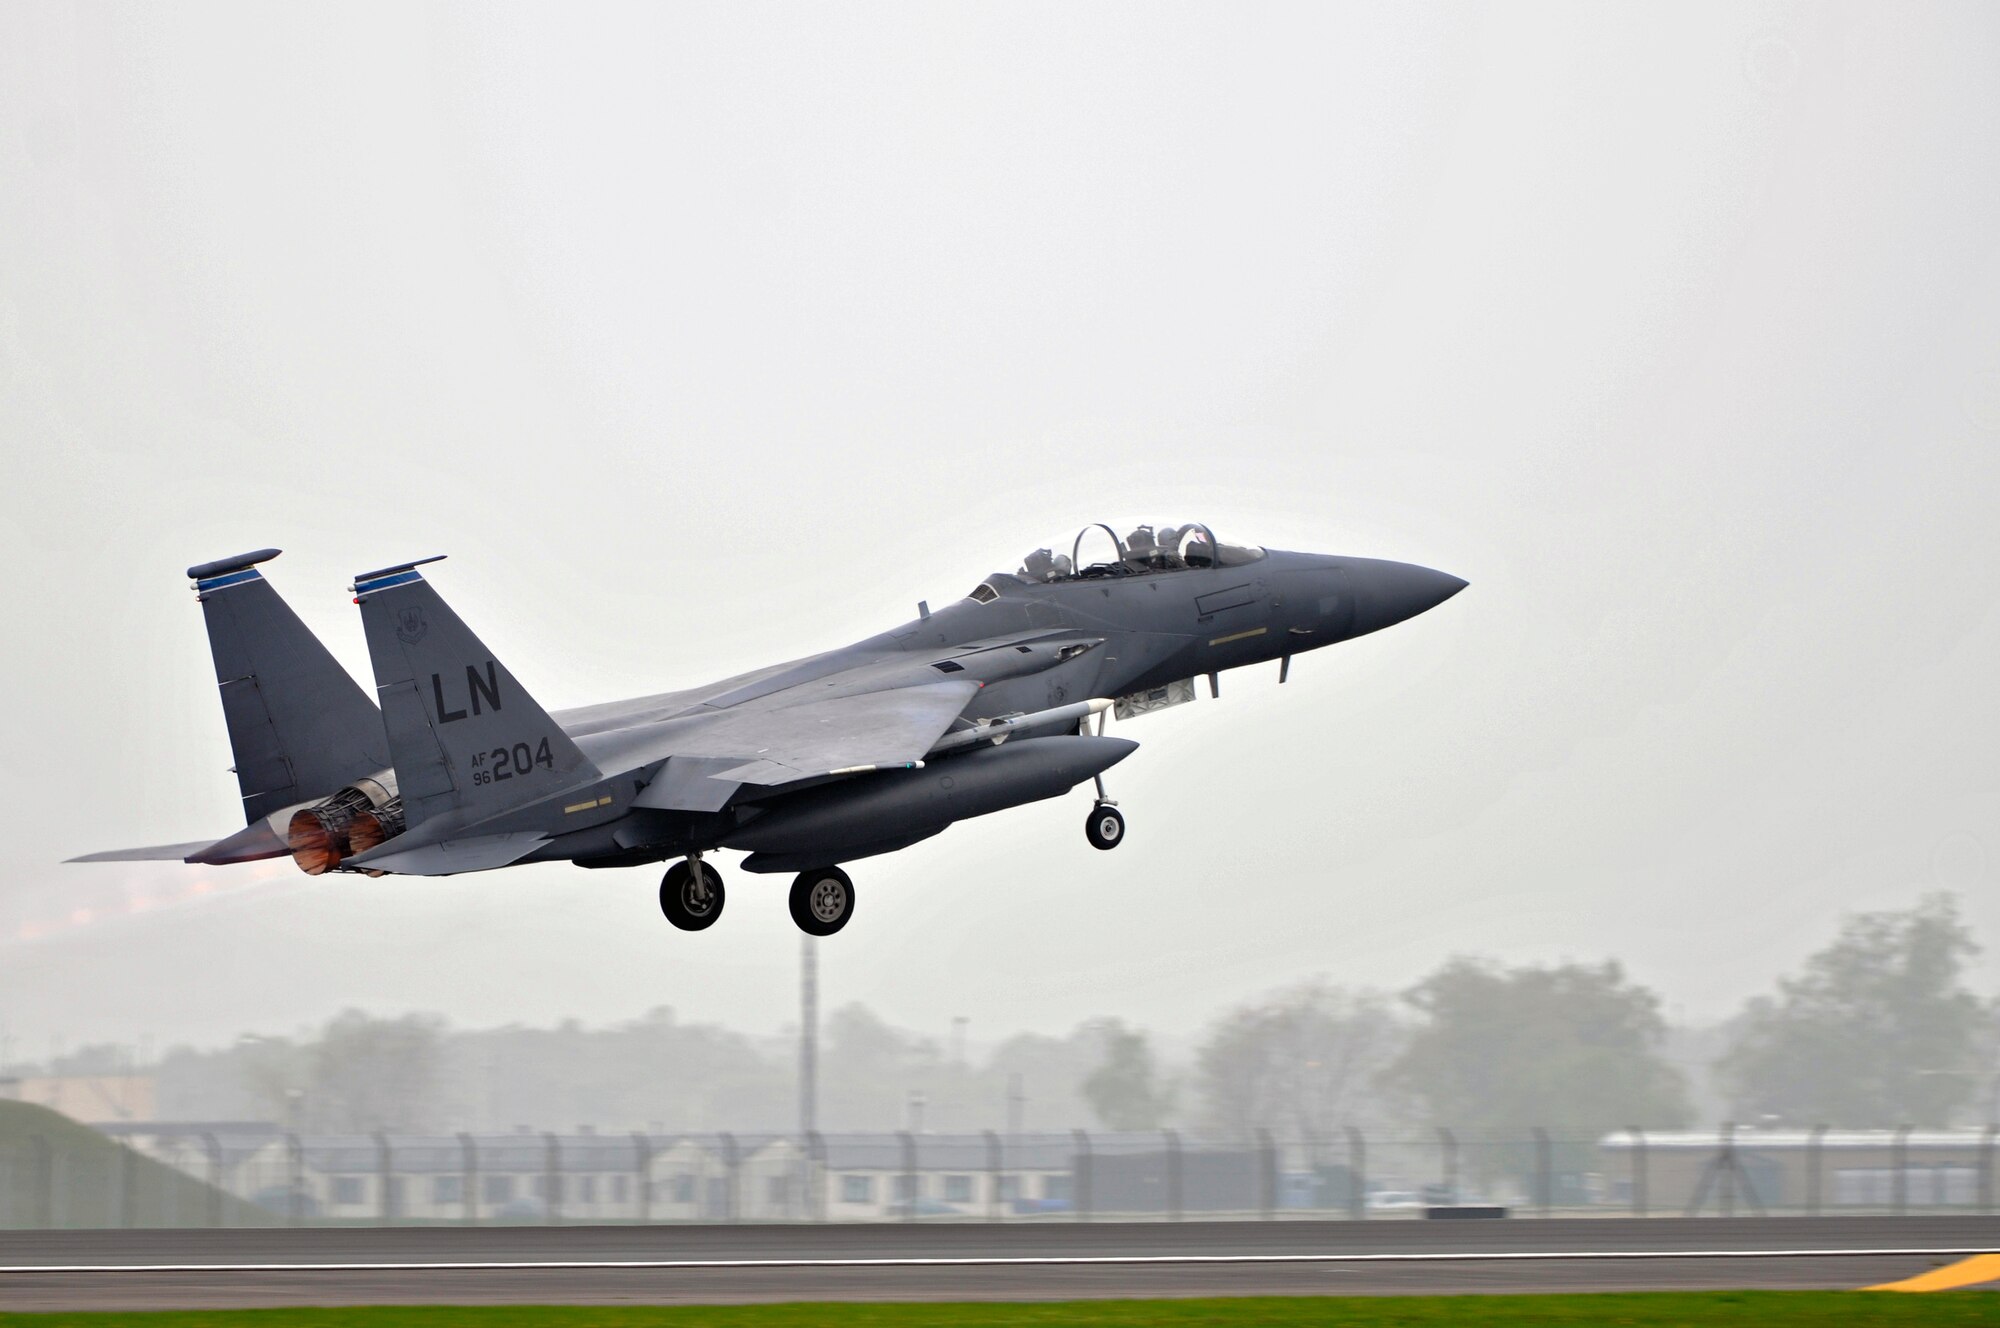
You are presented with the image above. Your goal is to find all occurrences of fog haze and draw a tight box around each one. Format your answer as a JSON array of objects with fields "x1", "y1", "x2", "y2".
[{"x1": 2, "y1": 2, "x2": 1996, "y2": 1057}]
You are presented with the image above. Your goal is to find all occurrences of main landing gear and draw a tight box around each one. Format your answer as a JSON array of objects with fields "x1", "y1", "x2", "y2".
[
  {"x1": 659, "y1": 855, "x2": 725, "y2": 930},
  {"x1": 656, "y1": 854, "x2": 857, "y2": 937},
  {"x1": 790, "y1": 866, "x2": 856, "y2": 937}
]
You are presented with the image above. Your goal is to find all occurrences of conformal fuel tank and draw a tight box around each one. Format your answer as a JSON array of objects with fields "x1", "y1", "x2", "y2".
[{"x1": 722, "y1": 734, "x2": 1137, "y2": 867}]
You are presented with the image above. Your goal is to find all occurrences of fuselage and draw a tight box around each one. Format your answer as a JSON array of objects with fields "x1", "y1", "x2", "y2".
[
  {"x1": 530, "y1": 547, "x2": 1465, "y2": 870},
  {"x1": 76, "y1": 532, "x2": 1462, "y2": 936}
]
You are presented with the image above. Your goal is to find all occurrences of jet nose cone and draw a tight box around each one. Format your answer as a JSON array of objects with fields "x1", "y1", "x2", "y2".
[{"x1": 1346, "y1": 559, "x2": 1467, "y2": 638}]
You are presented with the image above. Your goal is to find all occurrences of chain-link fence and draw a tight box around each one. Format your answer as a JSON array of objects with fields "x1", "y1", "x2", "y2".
[{"x1": 5, "y1": 1123, "x2": 1997, "y2": 1228}]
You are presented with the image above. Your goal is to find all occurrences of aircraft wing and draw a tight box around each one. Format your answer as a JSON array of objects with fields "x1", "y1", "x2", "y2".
[{"x1": 630, "y1": 679, "x2": 980, "y2": 806}]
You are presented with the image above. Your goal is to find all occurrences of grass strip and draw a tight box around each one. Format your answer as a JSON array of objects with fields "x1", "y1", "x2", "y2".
[{"x1": 4, "y1": 1293, "x2": 2000, "y2": 1327}]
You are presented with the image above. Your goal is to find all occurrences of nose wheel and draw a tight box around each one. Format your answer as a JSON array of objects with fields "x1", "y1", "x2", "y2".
[
  {"x1": 1085, "y1": 803, "x2": 1126, "y2": 850},
  {"x1": 790, "y1": 866, "x2": 856, "y2": 936},
  {"x1": 660, "y1": 857, "x2": 725, "y2": 930}
]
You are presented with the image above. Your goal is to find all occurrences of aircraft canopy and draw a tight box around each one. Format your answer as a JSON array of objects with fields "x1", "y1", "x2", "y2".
[{"x1": 1014, "y1": 522, "x2": 1264, "y2": 584}]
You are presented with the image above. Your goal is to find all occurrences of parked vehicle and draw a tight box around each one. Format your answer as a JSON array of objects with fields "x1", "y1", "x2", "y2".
[{"x1": 1365, "y1": 1189, "x2": 1425, "y2": 1212}]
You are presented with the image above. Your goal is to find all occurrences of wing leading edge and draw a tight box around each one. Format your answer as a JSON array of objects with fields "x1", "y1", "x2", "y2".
[{"x1": 623, "y1": 680, "x2": 979, "y2": 811}]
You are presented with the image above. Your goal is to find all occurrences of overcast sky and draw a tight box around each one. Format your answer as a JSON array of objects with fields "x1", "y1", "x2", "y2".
[{"x1": 3, "y1": 1, "x2": 1996, "y2": 1064}]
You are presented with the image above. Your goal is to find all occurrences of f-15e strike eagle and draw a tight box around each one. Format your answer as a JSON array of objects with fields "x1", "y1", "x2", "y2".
[{"x1": 73, "y1": 523, "x2": 1464, "y2": 936}]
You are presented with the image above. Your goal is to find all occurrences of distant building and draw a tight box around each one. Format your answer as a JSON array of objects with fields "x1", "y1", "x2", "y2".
[
  {"x1": 759, "y1": 1132, "x2": 1084, "y2": 1219},
  {"x1": 1598, "y1": 1129, "x2": 2000, "y2": 1211},
  {"x1": 10, "y1": 1074, "x2": 155, "y2": 1123},
  {"x1": 79, "y1": 1118, "x2": 2000, "y2": 1222},
  {"x1": 103, "y1": 1126, "x2": 1295, "y2": 1221},
  {"x1": 267, "y1": 1132, "x2": 669, "y2": 1223}
]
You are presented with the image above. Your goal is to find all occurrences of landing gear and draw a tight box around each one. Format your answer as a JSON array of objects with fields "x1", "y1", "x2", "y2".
[
  {"x1": 1085, "y1": 803, "x2": 1126, "y2": 850},
  {"x1": 1085, "y1": 768, "x2": 1127, "y2": 851},
  {"x1": 660, "y1": 856, "x2": 725, "y2": 930},
  {"x1": 790, "y1": 866, "x2": 855, "y2": 937}
]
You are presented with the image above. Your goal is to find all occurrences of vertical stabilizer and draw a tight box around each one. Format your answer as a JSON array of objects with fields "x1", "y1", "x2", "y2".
[
  {"x1": 189, "y1": 550, "x2": 390, "y2": 823},
  {"x1": 351, "y1": 559, "x2": 599, "y2": 829}
]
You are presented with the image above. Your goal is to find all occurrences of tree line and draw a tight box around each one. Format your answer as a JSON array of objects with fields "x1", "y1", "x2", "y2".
[
  {"x1": 1097, "y1": 892, "x2": 1993, "y2": 1141},
  {"x1": 32, "y1": 893, "x2": 1993, "y2": 1140}
]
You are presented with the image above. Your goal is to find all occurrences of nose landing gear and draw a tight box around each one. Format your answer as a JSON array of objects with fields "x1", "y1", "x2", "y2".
[
  {"x1": 660, "y1": 855, "x2": 725, "y2": 930},
  {"x1": 1085, "y1": 771, "x2": 1126, "y2": 850},
  {"x1": 1085, "y1": 803, "x2": 1126, "y2": 850}
]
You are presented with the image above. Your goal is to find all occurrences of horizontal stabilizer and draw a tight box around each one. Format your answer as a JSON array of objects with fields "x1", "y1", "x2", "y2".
[
  {"x1": 67, "y1": 841, "x2": 230, "y2": 864},
  {"x1": 185, "y1": 819, "x2": 291, "y2": 864},
  {"x1": 68, "y1": 816, "x2": 293, "y2": 866},
  {"x1": 348, "y1": 831, "x2": 546, "y2": 876}
]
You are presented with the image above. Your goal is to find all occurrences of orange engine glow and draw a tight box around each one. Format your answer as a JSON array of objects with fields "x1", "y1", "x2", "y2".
[
  {"x1": 283, "y1": 781, "x2": 396, "y2": 876},
  {"x1": 286, "y1": 806, "x2": 351, "y2": 876}
]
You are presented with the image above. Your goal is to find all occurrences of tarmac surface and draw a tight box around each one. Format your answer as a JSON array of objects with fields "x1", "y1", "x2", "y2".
[{"x1": 3, "y1": 1217, "x2": 1996, "y2": 1309}]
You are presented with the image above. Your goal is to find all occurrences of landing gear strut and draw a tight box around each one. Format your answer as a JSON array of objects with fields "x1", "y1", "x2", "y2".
[
  {"x1": 660, "y1": 855, "x2": 725, "y2": 930},
  {"x1": 790, "y1": 866, "x2": 855, "y2": 937},
  {"x1": 1085, "y1": 773, "x2": 1126, "y2": 850}
]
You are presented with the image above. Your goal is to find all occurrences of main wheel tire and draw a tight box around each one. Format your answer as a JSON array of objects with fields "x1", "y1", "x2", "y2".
[
  {"x1": 790, "y1": 867, "x2": 856, "y2": 937},
  {"x1": 1085, "y1": 804, "x2": 1126, "y2": 850},
  {"x1": 660, "y1": 859, "x2": 725, "y2": 931}
]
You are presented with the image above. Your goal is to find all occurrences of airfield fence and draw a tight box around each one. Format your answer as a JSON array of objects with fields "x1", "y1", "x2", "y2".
[{"x1": 3, "y1": 1123, "x2": 1997, "y2": 1229}]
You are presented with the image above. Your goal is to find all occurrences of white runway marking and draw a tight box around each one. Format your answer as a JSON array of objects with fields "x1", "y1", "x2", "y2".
[{"x1": 1, "y1": 1247, "x2": 1990, "y2": 1275}]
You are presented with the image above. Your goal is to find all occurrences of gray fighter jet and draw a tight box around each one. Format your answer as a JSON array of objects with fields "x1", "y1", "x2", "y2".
[{"x1": 73, "y1": 523, "x2": 1464, "y2": 936}]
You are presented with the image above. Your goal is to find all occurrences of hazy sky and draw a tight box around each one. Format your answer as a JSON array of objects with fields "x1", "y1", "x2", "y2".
[{"x1": 3, "y1": 1, "x2": 1997, "y2": 1063}]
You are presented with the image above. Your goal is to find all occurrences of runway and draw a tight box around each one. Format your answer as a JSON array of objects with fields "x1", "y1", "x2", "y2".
[{"x1": 3, "y1": 1217, "x2": 1996, "y2": 1310}]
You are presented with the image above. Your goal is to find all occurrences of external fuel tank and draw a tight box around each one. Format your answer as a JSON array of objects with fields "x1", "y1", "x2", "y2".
[{"x1": 723, "y1": 734, "x2": 1136, "y2": 871}]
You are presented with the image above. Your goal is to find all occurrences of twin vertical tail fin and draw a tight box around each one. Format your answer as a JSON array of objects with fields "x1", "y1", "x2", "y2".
[
  {"x1": 351, "y1": 559, "x2": 600, "y2": 833},
  {"x1": 76, "y1": 551, "x2": 591, "y2": 873},
  {"x1": 190, "y1": 550, "x2": 390, "y2": 825},
  {"x1": 70, "y1": 550, "x2": 390, "y2": 867}
]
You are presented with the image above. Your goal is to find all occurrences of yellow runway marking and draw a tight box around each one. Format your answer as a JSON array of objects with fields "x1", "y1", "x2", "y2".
[{"x1": 1867, "y1": 1252, "x2": 2000, "y2": 1291}]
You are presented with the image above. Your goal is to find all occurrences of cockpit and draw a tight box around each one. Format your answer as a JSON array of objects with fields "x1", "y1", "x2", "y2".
[{"x1": 967, "y1": 522, "x2": 1266, "y2": 601}]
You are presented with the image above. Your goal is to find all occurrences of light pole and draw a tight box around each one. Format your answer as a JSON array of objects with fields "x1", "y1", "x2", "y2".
[{"x1": 799, "y1": 937, "x2": 818, "y2": 1138}]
